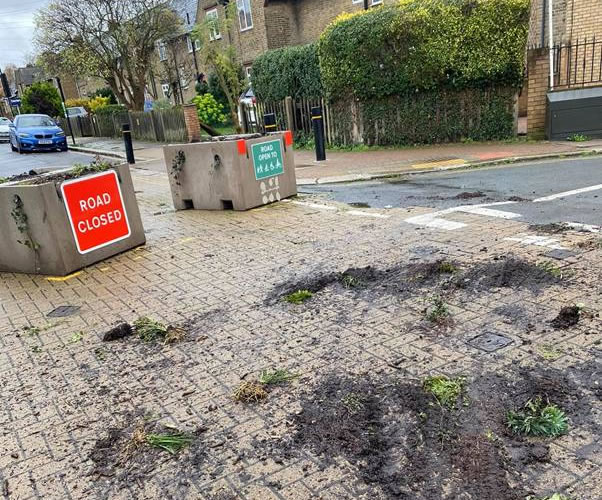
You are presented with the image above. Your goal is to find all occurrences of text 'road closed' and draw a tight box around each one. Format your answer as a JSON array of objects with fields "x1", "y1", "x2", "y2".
[{"x1": 61, "y1": 170, "x2": 131, "y2": 254}]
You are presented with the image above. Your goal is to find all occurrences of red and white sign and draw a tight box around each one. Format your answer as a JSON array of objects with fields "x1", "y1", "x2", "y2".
[{"x1": 61, "y1": 170, "x2": 131, "y2": 254}]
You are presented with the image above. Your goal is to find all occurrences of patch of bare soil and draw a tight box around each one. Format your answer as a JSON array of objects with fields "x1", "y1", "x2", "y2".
[
  {"x1": 551, "y1": 305, "x2": 581, "y2": 329},
  {"x1": 259, "y1": 361, "x2": 601, "y2": 499},
  {"x1": 455, "y1": 257, "x2": 562, "y2": 292},
  {"x1": 89, "y1": 414, "x2": 206, "y2": 491},
  {"x1": 266, "y1": 260, "x2": 459, "y2": 304},
  {"x1": 528, "y1": 223, "x2": 570, "y2": 234},
  {"x1": 454, "y1": 191, "x2": 485, "y2": 200}
]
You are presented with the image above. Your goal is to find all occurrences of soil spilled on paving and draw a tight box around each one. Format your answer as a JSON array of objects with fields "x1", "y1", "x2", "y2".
[
  {"x1": 454, "y1": 191, "x2": 485, "y2": 199},
  {"x1": 528, "y1": 222, "x2": 570, "y2": 234},
  {"x1": 259, "y1": 361, "x2": 601, "y2": 499},
  {"x1": 551, "y1": 305, "x2": 581, "y2": 329},
  {"x1": 268, "y1": 256, "x2": 563, "y2": 305}
]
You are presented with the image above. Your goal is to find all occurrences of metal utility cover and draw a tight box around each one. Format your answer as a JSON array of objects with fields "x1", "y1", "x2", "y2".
[
  {"x1": 47, "y1": 305, "x2": 81, "y2": 318},
  {"x1": 468, "y1": 332, "x2": 513, "y2": 352},
  {"x1": 544, "y1": 249, "x2": 579, "y2": 260}
]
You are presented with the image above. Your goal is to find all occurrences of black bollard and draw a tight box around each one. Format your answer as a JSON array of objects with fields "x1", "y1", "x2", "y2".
[
  {"x1": 122, "y1": 123, "x2": 135, "y2": 164},
  {"x1": 311, "y1": 106, "x2": 326, "y2": 162},
  {"x1": 264, "y1": 113, "x2": 277, "y2": 134}
]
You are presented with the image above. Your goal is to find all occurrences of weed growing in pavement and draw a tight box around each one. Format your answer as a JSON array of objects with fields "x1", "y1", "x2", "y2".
[
  {"x1": 527, "y1": 494, "x2": 571, "y2": 500},
  {"x1": 284, "y1": 289, "x2": 314, "y2": 304},
  {"x1": 94, "y1": 347, "x2": 107, "y2": 361},
  {"x1": 134, "y1": 317, "x2": 168, "y2": 342},
  {"x1": 341, "y1": 392, "x2": 365, "y2": 415},
  {"x1": 423, "y1": 375, "x2": 466, "y2": 409},
  {"x1": 233, "y1": 381, "x2": 268, "y2": 403},
  {"x1": 259, "y1": 368, "x2": 299, "y2": 385},
  {"x1": 340, "y1": 273, "x2": 362, "y2": 288},
  {"x1": 23, "y1": 321, "x2": 66, "y2": 336},
  {"x1": 567, "y1": 133, "x2": 589, "y2": 142},
  {"x1": 438, "y1": 261, "x2": 458, "y2": 274},
  {"x1": 31, "y1": 345, "x2": 42, "y2": 353},
  {"x1": 425, "y1": 295, "x2": 451, "y2": 324},
  {"x1": 537, "y1": 344, "x2": 563, "y2": 361},
  {"x1": 146, "y1": 432, "x2": 193, "y2": 455},
  {"x1": 536, "y1": 261, "x2": 569, "y2": 279},
  {"x1": 68, "y1": 331, "x2": 84, "y2": 344},
  {"x1": 506, "y1": 396, "x2": 568, "y2": 437}
]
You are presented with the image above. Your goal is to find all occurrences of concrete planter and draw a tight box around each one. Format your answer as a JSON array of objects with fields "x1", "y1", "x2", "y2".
[
  {"x1": 0, "y1": 164, "x2": 146, "y2": 276},
  {"x1": 162, "y1": 132, "x2": 297, "y2": 211}
]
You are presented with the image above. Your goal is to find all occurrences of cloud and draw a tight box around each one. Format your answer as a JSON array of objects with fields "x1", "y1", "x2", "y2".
[{"x1": 0, "y1": 0, "x2": 51, "y2": 67}]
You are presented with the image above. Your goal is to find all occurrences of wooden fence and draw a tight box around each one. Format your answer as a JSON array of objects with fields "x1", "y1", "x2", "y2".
[{"x1": 58, "y1": 107, "x2": 188, "y2": 143}]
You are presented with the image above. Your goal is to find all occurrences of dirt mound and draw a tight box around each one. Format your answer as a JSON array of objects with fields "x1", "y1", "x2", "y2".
[
  {"x1": 456, "y1": 257, "x2": 561, "y2": 292},
  {"x1": 529, "y1": 223, "x2": 569, "y2": 234},
  {"x1": 454, "y1": 191, "x2": 485, "y2": 199},
  {"x1": 551, "y1": 305, "x2": 580, "y2": 329}
]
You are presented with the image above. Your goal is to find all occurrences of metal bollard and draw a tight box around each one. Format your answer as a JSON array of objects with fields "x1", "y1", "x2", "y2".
[
  {"x1": 264, "y1": 113, "x2": 277, "y2": 134},
  {"x1": 311, "y1": 106, "x2": 326, "y2": 162},
  {"x1": 122, "y1": 123, "x2": 135, "y2": 164}
]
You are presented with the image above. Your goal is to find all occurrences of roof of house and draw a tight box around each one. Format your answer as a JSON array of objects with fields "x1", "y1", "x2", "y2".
[{"x1": 15, "y1": 67, "x2": 45, "y2": 87}]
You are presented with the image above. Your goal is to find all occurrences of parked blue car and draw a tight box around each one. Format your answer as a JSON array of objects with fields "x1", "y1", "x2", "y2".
[{"x1": 8, "y1": 114, "x2": 68, "y2": 154}]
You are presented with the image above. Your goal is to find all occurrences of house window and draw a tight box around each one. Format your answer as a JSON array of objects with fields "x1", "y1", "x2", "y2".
[
  {"x1": 236, "y1": 0, "x2": 253, "y2": 31},
  {"x1": 161, "y1": 83, "x2": 170, "y2": 98},
  {"x1": 245, "y1": 66, "x2": 252, "y2": 81},
  {"x1": 206, "y1": 9, "x2": 221, "y2": 40},
  {"x1": 195, "y1": 39, "x2": 201, "y2": 50},
  {"x1": 158, "y1": 41, "x2": 167, "y2": 61},
  {"x1": 371, "y1": 0, "x2": 383, "y2": 4},
  {"x1": 187, "y1": 36, "x2": 194, "y2": 53}
]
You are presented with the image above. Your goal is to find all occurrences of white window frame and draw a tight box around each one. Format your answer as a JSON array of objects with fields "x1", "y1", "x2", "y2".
[
  {"x1": 245, "y1": 66, "x2": 252, "y2": 81},
  {"x1": 236, "y1": 0, "x2": 253, "y2": 32},
  {"x1": 161, "y1": 83, "x2": 170, "y2": 98},
  {"x1": 371, "y1": 0, "x2": 383, "y2": 4},
  {"x1": 187, "y1": 36, "x2": 193, "y2": 53},
  {"x1": 195, "y1": 38, "x2": 201, "y2": 50},
  {"x1": 158, "y1": 41, "x2": 167, "y2": 61},
  {"x1": 206, "y1": 8, "x2": 222, "y2": 41}
]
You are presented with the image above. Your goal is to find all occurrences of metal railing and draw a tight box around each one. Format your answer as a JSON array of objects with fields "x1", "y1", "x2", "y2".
[{"x1": 553, "y1": 37, "x2": 602, "y2": 89}]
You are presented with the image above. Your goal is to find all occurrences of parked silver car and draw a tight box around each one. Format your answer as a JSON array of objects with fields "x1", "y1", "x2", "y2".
[
  {"x1": 66, "y1": 106, "x2": 88, "y2": 118},
  {"x1": 0, "y1": 116, "x2": 11, "y2": 142}
]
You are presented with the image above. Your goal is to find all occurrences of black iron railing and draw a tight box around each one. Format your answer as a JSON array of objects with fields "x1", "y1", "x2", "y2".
[{"x1": 553, "y1": 37, "x2": 602, "y2": 89}]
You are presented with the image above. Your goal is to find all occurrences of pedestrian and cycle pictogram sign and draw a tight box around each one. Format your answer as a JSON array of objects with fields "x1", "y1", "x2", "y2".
[{"x1": 251, "y1": 139, "x2": 284, "y2": 180}]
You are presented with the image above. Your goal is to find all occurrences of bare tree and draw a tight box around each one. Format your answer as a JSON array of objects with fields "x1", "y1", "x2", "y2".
[{"x1": 35, "y1": 0, "x2": 182, "y2": 110}]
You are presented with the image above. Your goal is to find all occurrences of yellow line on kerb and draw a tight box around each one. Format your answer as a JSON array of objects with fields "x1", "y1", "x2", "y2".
[
  {"x1": 412, "y1": 158, "x2": 467, "y2": 170},
  {"x1": 47, "y1": 271, "x2": 82, "y2": 282}
]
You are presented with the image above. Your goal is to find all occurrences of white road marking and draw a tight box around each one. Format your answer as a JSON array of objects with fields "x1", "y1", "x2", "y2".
[
  {"x1": 347, "y1": 210, "x2": 390, "y2": 219},
  {"x1": 504, "y1": 235, "x2": 567, "y2": 250},
  {"x1": 564, "y1": 222, "x2": 601, "y2": 233},
  {"x1": 533, "y1": 184, "x2": 602, "y2": 202},
  {"x1": 405, "y1": 201, "x2": 519, "y2": 230}
]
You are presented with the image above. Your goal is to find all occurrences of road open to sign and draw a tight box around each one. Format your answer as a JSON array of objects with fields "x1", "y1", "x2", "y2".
[{"x1": 61, "y1": 170, "x2": 131, "y2": 254}]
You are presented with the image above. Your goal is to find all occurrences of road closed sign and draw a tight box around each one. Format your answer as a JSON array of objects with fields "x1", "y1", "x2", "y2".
[{"x1": 61, "y1": 170, "x2": 131, "y2": 254}]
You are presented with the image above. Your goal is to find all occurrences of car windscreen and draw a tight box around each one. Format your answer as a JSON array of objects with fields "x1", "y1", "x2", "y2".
[
  {"x1": 18, "y1": 116, "x2": 55, "y2": 127},
  {"x1": 0, "y1": 117, "x2": 10, "y2": 124}
]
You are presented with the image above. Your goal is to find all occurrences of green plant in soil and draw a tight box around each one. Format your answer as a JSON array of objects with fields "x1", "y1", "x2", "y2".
[
  {"x1": 145, "y1": 432, "x2": 193, "y2": 455},
  {"x1": 284, "y1": 289, "x2": 313, "y2": 304},
  {"x1": 258, "y1": 368, "x2": 299, "y2": 385},
  {"x1": 134, "y1": 317, "x2": 168, "y2": 342},
  {"x1": 536, "y1": 261, "x2": 566, "y2": 278},
  {"x1": 425, "y1": 295, "x2": 451, "y2": 323},
  {"x1": 506, "y1": 396, "x2": 568, "y2": 437},
  {"x1": 438, "y1": 261, "x2": 458, "y2": 274},
  {"x1": 567, "y1": 133, "x2": 588, "y2": 142},
  {"x1": 340, "y1": 273, "x2": 361, "y2": 288},
  {"x1": 423, "y1": 375, "x2": 466, "y2": 409},
  {"x1": 537, "y1": 343, "x2": 563, "y2": 361},
  {"x1": 71, "y1": 158, "x2": 111, "y2": 177},
  {"x1": 68, "y1": 331, "x2": 84, "y2": 344}
]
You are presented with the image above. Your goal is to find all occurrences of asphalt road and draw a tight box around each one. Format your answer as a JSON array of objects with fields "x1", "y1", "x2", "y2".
[
  {"x1": 0, "y1": 141, "x2": 105, "y2": 177},
  {"x1": 301, "y1": 156, "x2": 602, "y2": 227}
]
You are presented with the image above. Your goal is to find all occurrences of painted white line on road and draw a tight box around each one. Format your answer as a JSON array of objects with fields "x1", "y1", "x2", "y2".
[
  {"x1": 405, "y1": 201, "x2": 519, "y2": 230},
  {"x1": 347, "y1": 210, "x2": 390, "y2": 219},
  {"x1": 504, "y1": 235, "x2": 567, "y2": 250},
  {"x1": 564, "y1": 222, "x2": 601, "y2": 233},
  {"x1": 292, "y1": 201, "x2": 337, "y2": 211},
  {"x1": 533, "y1": 184, "x2": 602, "y2": 202}
]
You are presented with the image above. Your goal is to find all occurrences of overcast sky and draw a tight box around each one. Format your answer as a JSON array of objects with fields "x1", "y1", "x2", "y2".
[{"x1": 0, "y1": 0, "x2": 51, "y2": 69}]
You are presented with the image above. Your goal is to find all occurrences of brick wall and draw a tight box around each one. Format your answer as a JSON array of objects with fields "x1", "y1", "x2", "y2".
[
  {"x1": 527, "y1": 49, "x2": 550, "y2": 139},
  {"x1": 183, "y1": 103, "x2": 202, "y2": 142},
  {"x1": 265, "y1": 0, "x2": 298, "y2": 49},
  {"x1": 293, "y1": 0, "x2": 367, "y2": 45},
  {"x1": 528, "y1": 0, "x2": 568, "y2": 48}
]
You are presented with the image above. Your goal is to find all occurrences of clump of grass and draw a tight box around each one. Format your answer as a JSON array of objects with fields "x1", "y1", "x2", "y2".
[
  {"x1": 423, "y1": 375, "x2": 466, "y2": 408},
  {"x1": 506, "y1": 396, "x2": 568, "y2": 437},
  {"x1": 567, "y1": 133, "x2": 588, "y2": 142},
  {"x1": 258, "y1": 368, "x2": 299, "y2": 385},
  {"x1": 146, "y1": 432, "x2": 193, "y2": 455},
  {"x1": 537, "y1": 344, "x2": 563, "y2": 361},
  {"x1": 340, "y1": 273, "x2": 361, "y2": 288},
  {"x1": 134, "y1": 317, "x2": 168, "y2": 342},
  {"x1": 438, "y1": 261, "x2": 458, "y2": 274},
  {"x1": 341, "y1": 392, "x2": 365, "y2": 415},
  {"x1": 425, "y1": 295, "x2": 451, "y2": 323},
  {"x1": 284, "y1": 289, "x2": 313, "y2": 304},
  {"x1": 233, "y1": 381, "x2": 268, "y2": 403},
  {"x1": 71, "y1": 158, "x2": 111, "y2": 177},
  {"x1": 68, "y1": 331, "x2": 84, "y2": 344},
  {"x1": 536, "y1": 261, "x2": 567, "y2": 278},
  {"x1": 164, "y1": 326, "x2": 186, "y2": 345}
]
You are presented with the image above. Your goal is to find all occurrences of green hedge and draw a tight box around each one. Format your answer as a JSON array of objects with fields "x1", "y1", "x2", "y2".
[
  {"x1": 318, "y1": 0, "x2": 530, "y2": 100},
  {"x1": 252, "y1": 43, "x2": 322, "y2": 102}
]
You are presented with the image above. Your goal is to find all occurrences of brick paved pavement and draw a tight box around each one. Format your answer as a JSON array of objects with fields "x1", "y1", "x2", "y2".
[{"x1": 0, "y1": 166, "x2": 600, "y2": 499}]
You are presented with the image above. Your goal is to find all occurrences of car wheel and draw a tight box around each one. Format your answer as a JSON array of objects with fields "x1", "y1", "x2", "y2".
[
  {"x1": 17, "y1": 140, "x2": 23, "y2": 154},
  {"x1": 10, "y1": 140, "x2": 17, "y2": 152}
]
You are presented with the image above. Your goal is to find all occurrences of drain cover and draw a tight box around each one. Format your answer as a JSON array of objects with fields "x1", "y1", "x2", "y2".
[
  {"x1": 544, "y1": 249, "x2": 578, "y2": 260},
  {"x1": 468, "y1": 332, "x2": 513, "y2": 352},
  {"x1": 47, "y1": 305, "x2": 81, "y2": 318}
]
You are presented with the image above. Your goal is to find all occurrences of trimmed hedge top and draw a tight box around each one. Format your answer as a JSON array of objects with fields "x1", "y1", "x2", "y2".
[
  {"x1": 252, "y1": 43, "x2": 323, "y2": 102},
  {"x1": 318, "y1": 0, "x2": 530, "y2": 99}
]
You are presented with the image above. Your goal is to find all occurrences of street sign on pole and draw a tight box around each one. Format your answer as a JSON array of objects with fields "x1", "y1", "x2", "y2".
[
  {"x1": 251, "y1": 139, "x2": 284, "y2": 180},
  {"x1": 61, "y1": 170, "x2": 132, "y2": 254},
  {"x1": 9, "y1": 98, "x2": 21, "y2": 107}
]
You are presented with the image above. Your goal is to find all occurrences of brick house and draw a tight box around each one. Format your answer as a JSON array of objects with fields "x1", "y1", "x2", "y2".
[
  {"x1": 526, "y1": 0, "x2": 602, "y2": 137},
  {"x1": 195, "y1": 0, "x2": 385, "y2": 79}
]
